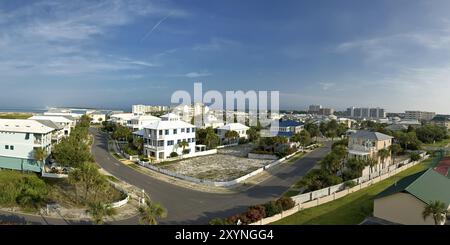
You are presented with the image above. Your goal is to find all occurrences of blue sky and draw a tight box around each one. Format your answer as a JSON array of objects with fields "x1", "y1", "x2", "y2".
[{"x1": 1, "y1": 0, "x2": 450, "y2": 113}]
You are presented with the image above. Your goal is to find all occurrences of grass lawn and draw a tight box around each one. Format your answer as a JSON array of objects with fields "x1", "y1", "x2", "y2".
[
  {"x1": 272, "y1": 157, "x2": 434, "y2": 225},
  {"x1": 0, "y1": 113, "x2": 32, "y2": 119}
]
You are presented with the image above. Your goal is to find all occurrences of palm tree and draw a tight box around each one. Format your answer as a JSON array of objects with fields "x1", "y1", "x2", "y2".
[
  {"x1": 377, "y1": 148, "x2": 390, "y2": 169},
  {"x1": 389, "y1": 144, "x2": 402, "y2": 165},
  {"x1": 86, "y1": 202, "x2": 117, "y2": 225},
  {"x1": 178, "y1": 141, "x2": 190, "y2": 156},
  {"x1": 364, "y1": 157, "x2": 378, "y2": 174},
  {"x1": 34, "y1": 147, "x2": 47, "y2": 164},
  {"x1": 138, "y1": 198, "x2": 168, "y2": 225},
  {"x1": 422, "y1": 201, "x2": 448, "y2": 225}
]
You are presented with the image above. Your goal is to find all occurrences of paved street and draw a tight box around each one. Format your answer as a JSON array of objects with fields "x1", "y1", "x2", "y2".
[
  {"x1": 90, "y1": 128, "x2": 331, "y2": 224},
  {"x1": 0, "y1": 129, "x2": 331, "y2": 225}
]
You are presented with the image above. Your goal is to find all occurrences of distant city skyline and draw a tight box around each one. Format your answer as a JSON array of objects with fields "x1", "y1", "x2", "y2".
[{"x1": 1, "y1": 0, "x2": 450, "y2": 114}]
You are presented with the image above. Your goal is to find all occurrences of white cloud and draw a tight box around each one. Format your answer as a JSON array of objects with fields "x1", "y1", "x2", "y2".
[
  {"x1": 185, "y1": 72, "x2": 212, "y2": 78},
  {"x1": 318, "y1": 82, "x2": 335, "y2": 91},
  {"x1": 0, "y1": 0, "x2": 186, "y2": 76}
]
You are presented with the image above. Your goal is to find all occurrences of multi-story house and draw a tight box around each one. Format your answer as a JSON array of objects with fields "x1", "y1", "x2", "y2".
[
  {"x1": 142, "y1": 113, "x2": 196, "y2": 161},
  {"x1": 0, "y1": 119, "x2": 54, "y2": 172},
  {"x1": 269, "y1": 120, "x2": 304, "y2": 138},
  {"x1": 348, "y1": 130, "x2": 393, "y2": 175},
  {"x1": 127, "y1": 115, "x2": 160, "y2": 131}
]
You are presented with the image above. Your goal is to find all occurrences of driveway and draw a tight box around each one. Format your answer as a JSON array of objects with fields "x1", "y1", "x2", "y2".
[{"x1": 90, "y1": 128, "x2": 331, "y2": 224}]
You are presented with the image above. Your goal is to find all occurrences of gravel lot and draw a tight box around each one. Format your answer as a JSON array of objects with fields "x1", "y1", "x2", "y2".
[{"x1": 160, "y1": 144, "x2": 272, "y2": 181}]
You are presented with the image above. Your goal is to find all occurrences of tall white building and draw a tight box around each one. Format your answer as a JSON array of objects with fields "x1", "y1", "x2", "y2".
[
  {"x1": 405, "y1": 111, "x2": 435, "y2": 122},
  {"x1": 347, "y1": 107, "x2": 386, "y2": 119},
  {"x1": 142, "y1": 113, "x2": 196, "y2": 161},
  {"x1": 0, "y1": 119, "x2": 54, "y2": 172},
  {"x1": 132, "y1": 104, "x2": 169, "y2": 115}
]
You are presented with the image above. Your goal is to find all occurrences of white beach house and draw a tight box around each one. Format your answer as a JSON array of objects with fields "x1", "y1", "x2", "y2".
[{"x1": 142, "y1": 113, "x2": 196, "y2": 161}]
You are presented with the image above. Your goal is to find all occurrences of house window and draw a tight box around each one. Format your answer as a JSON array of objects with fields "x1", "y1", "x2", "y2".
[
  {"x1": 192, "y1": 128, "x2": 196, "y2": 132},
  {"x1": 187, "y1": 128, "x2": 190, "y2": 133},
  {"x1": 192, "y1": 138, "x2": 195, "y2": 142},
  {"x1": 188, "y1": 138, "x2": 191, "y2": 143},
  {"x1": 181, "y1": 128, "x2": 185, "y2": 133},
  {"x1": 25, "y1": 133, "x2": 30, "y2": 140},
  {"x1": 177, "y1": 139, "x2": 181, "y2": 144},
  {"x1": 165, "y1": 130, "x2": 169, "y2": 135},
  {"x1": 173, "y1": 129, "x2": 177, "y2": 134},
  {"x1": 159, "y1": 130, "x2": 163, "y2": 135},
  {"x1": 158, "y1": 141, "x2": 164, "y2": 147},
  {"x1": 5, "y1": 145, "x2": 9, "y2": 150},
  {"x1": 167, "y1": 140, "x2": 174, "y2": 146},
  {"x1": 10, "y1": 145, "x2": 14, "y2": 150}
]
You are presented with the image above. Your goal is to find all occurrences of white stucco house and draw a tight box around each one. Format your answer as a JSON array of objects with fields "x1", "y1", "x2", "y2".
[
  {"x1": 109, "y1": 113, "x2": 134, "y2": 126},
  {"x1": 217, "y1": 123, "x2": 250, "y2": 140},
  {"x1": 0, "y1": 119, "x2": 54, "y2": 172},
  {"x1": 127, "y1": 115, "x2": 161, "y2": 131},
  {"x1": 142, "y1": 113, "x2": 196, "y2": 161}
]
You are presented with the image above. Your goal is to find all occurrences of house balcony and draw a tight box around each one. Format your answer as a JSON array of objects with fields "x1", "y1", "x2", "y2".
[
  {"x1": 348, "y1": 145, "x2": 375, "y2": 156},
  {"x1": 144, "y1": 144, "x2": 164, "y2": 151}
]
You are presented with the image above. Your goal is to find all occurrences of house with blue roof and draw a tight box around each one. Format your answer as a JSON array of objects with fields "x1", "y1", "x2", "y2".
[{"x1": 271, "y1": 120, "x2": 304, "y2": 138}]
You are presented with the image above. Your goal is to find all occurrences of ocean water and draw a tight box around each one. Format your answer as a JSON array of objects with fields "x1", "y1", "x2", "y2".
[{"x1": 0, "y1": 107, "x2": 48, "y2": 114}]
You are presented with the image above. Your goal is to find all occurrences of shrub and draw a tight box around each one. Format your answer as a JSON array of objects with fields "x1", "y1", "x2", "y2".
[
  {"x1": 344, "y1": 180, "x2": 357, "y2": 189},
  {"x1": 227, "y1": 214, "x2": 250, "y2": 225},
  {"x1": 170, "y1": 152, "x2": 179, "y2": 158},
  {"x1": 247, "y1": 205, "x2": 266, "y2": 220},
  {"x1": 410, "y1": 152, "x2": 421, "y2": 162},
  {"x1": 275, "y1": 197, "x2": 295, "y2": 211},
  {"x1": 209, "y1": 218, "x2": 231, "y2": 225},
  {"x1": 182, "y1": 149, "x2": 191, "y2": 155},
  {"x1": 263, "y1": 201, "x2": 283, "y2": 217}
]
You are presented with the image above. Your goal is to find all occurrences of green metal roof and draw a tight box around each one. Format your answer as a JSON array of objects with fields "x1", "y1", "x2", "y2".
[{"x1": 376, "y1": 169, "x2": 450, "y2": 206}]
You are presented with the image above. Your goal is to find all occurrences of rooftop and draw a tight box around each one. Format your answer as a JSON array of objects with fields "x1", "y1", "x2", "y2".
[
  {"x1": 0, "y1": 119, "x2": 55, "y2": 134},
  {"x1": 376, "y1": 168, "x2": 450, "y2": 206},
  {"x1": 349, "y1": 130, "x2": 394, "y2": 141},
  {"x1": 218, "y1": 123, "x2": 250, "y2": 131}
]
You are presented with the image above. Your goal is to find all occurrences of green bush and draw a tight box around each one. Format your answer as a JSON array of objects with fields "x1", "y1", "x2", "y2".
[
  {"x1": 0, "y1": 171, "x2": 48, "y2": 209},
  {"x1": 209, "y1": 218, "x2": 231, "y2": 225},
  {"x1": 275, "y1": 197, "x2": 295, "y2": 211},
  {"x1": 263, "y1": 201, "x2": 283, "y2": 217},
  {"x1": 344, "y1": 180, "x2": 357, "y2": 189},
  {"x1": 170, "y1": 152, "x2": 179, "y2": 158},
  {"x1": 410, "y1": 152, "x2": 421, "y2": 162}
]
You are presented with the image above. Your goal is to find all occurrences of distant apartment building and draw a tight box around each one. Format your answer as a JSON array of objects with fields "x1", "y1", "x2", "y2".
[
  {"x1": 132, "y1": 104, "x2": 169, "y2": 115},
  {"x1": 405, "y1": 111, "x2": 436, "y2": 122},
  {"x1": 142, "y1": 113, "x2": 196, "y2": 161},
  {"x1": 346, "y1": 107, "x2": 386, "y2": 119},
  {"x1": 308, "y1": 105, "x2": 322, "y2": 114},
  {"x1": 109, "y1": 113, "x2": 134, "y2": 126},
  {"x1": 0, "y1": 119, "x2": 54, "y2": 172},
  {"x1": 318, "y1": 108, "x2": 335, "y2": 116}
]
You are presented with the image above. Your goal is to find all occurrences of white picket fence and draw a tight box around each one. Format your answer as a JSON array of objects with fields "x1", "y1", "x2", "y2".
[{"x1": 250, "y1": 153, "x2": 429, "y2": 225}]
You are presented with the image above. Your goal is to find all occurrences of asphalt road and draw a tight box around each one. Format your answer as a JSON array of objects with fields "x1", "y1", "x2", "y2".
[
  {"x1": 0, "y1": 129, "x2": 330, "y2": 225},
  {"x1": 90, "y1": 128, "x2": 331, "y2": 225}
]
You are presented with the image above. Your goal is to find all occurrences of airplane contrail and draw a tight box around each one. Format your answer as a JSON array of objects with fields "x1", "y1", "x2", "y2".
[{"x1": 140, "y1": 12, "x2": 173, "y2": 42}]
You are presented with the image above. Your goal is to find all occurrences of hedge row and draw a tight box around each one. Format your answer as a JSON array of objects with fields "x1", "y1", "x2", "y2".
[{"x1": 209, "y1": 196, "x2": 295, "y2": 225}]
